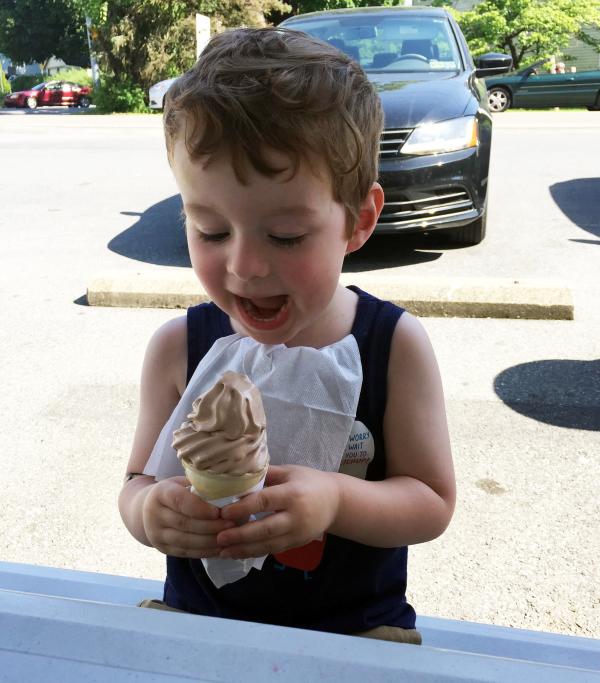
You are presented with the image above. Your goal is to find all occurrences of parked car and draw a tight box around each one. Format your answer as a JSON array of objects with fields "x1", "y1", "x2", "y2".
[
  {"x1": 485, "y1": 59, "x2": 600, "y2": 112},
  {"x1": 3, "y1": 80, "x2": 92, "y2": 109},
  {"x1": 280, "y1": 7, "x2": 511, "y2": 245},
  {"x1": 149, "y1": 77, "x2": 178, "y2": 110}
]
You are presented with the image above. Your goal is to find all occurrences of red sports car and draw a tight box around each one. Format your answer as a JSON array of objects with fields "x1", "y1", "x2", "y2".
[{"x1": 3, "y1": 80, "x2": 92, "y2": 109}]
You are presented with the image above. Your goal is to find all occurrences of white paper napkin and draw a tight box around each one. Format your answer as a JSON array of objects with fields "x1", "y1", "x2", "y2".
[{"x1": 144, "y1": 332, "x2": 363, "y2": 587}]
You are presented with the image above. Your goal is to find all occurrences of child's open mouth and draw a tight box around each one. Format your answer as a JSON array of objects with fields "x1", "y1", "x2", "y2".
[{"x1": 236, "y1": 295, "x2": 290, "y2": 331}]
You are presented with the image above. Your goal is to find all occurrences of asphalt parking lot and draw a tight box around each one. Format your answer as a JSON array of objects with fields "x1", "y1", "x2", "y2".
[
  {"x1": 0, "y1": 110, "x2": 598, "y2": 638},
  {"x1": 0, "y1": 104, "x2": 96, "y2": 115}
]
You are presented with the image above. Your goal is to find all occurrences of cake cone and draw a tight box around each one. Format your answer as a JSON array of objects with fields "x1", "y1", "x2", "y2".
[{"x1": 183, "y1": 460, "x2": 269, "y2": 501}]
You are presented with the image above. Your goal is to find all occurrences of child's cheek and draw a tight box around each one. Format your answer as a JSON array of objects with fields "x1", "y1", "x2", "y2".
[
  {"x1": 284, "y1": 253, "x2": 341, "y2": 295},
  {"x1": 190, "y1": 254, "x2": 224, "y2": 299}
]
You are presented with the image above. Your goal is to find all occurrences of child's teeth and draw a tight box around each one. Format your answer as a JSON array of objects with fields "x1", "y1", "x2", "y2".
[{"x1": 242, "y1": 296, "x2": 287, "y2": 321}]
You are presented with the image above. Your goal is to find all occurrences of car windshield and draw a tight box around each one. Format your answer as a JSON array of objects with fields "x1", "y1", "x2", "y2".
[
  {"x1": 32, "y1": 83, "x2": 48, "y2": 91},
  {"x1": 286, "y1": 13, "x2": 462, "y2": 73}
]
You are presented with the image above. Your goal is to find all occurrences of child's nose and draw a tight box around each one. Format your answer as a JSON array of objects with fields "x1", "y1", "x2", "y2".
[{"x1": 227, "y1": 235, "x2": 269, "y2": 281}]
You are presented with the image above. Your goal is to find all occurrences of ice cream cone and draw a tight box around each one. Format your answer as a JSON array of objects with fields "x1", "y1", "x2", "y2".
[{"x1": 183, "y1": 460, "x2": 269, "y2": 501}]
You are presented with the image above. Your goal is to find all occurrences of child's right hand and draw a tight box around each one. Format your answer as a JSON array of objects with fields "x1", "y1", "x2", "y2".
[{"x1": 142, "y1": 476, "x2": 236, "y2": 559}]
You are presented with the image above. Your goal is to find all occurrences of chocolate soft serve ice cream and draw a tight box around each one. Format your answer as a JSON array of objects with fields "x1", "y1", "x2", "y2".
[{"x1": 172, "y1": 371, "x2": 269, "y2": 500}]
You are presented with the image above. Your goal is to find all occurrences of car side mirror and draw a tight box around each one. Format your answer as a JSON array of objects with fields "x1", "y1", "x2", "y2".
[{"x1": 474, "y1": 53, "x2": 512, "y2": 78}]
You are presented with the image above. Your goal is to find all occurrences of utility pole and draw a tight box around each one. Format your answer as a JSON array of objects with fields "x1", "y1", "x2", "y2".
[
  {"x1": 85, "y1": 16, "x2": 100, "y2": 88},
  {"x1": 196, "y1": 14, "x2": 211, "y2": 61}
]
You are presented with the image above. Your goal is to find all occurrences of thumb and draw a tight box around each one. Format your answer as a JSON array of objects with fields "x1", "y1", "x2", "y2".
[{"x1": 265, "y1": 464, "x2": 289, "y2": 486}]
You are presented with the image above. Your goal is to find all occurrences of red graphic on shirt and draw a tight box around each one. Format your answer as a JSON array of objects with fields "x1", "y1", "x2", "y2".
[{"x1": 274, "y1": 534, "x2": 326, "y2": 571}]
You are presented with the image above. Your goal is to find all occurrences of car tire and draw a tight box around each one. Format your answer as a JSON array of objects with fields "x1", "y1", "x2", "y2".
[
  {"x1": 488, "y1": 87, "x2": 511, "y2": 113},
  {"x1": 586, "y1": 92, "x2": 600, "y2": 111},
  {"x1": 26, "y1": 96, "x2": 37, "y2": 110},
  {"x1": 446, "y1": 211, "x2": 487, "y2": 246},
  {"x1": 79, "y1": 96, "x2": 90, "y2": 108}
]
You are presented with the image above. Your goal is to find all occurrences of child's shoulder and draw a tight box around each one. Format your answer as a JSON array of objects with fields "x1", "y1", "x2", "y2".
[
  {"x1": 388, "y1": 311, "x2": 439, "y2": 373},
  {"x1": 386, "y1": 311, "x2": 442, "y2": 399},
  {"x1": 143, "y1": 315, "x2": 188, "y2": 398}
]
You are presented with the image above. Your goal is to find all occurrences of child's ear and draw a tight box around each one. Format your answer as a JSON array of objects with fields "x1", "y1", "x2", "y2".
[{"x1": 346, "y1": 182, "x2": 384, "y2": 254}]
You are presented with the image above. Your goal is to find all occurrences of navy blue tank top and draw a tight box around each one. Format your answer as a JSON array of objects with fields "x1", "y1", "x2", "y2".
[{"x1": 164, "y1": 286, "x2": 416, "y2": 633}]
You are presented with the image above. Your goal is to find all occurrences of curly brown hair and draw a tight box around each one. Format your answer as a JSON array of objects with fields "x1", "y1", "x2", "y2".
[{"x1": 164, "y1": 27, "x2": 383, "y2": 236}]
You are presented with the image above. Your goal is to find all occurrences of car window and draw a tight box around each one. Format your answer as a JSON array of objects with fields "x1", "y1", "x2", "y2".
[{"x1": 286, "y1": 14, "x2": 461, "y2": 72}]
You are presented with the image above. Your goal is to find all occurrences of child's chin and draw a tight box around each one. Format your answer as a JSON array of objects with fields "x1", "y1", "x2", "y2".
[{"x1": 242, "y1": 325, "x2": 291, "y2": 345}]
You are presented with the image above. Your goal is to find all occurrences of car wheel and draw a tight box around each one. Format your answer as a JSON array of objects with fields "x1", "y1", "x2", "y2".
[
  {"x1": 79, "y1": 96, "x2": 90, "y2": 108},
  {"x1": 26, "y1": 96, "x2": 38, "y2": 110},
  {"x1": 446, "y1": 211, "x2": 487, "y2": 246},
  {"x1": 488, "y1": 87, "x2": 510, "y2": 113},
  {"x1": 586, "y1": 92, "x2": 600, "y2": 111}
]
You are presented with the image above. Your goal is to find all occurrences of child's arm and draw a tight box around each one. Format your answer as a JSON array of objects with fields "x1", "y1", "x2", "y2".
[
  {"x1": 217, "y1": 313, "x2": 455, "y2": 558},
  {"x1": 118, "y1": 317, "x2": 235, "y2": 558}
]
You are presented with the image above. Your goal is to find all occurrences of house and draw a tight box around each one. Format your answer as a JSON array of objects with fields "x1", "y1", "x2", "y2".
[
  {"x1": 1, "y1": 54, "x2": 88, "y2": 81},
  {"x1": 564, "y1": 30, "x2": 600, "y2": 69},
  {"x1": 45, "y1": 56, "x2": 69, "y2": 75}
]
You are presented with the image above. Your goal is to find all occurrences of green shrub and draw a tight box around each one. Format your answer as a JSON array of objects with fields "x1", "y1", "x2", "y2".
[
  {"x1": 0, "y1": 68, "x2": 10, "y2": 105},
  {"x1": 10, "y1": 74, "x2": 44, "y2": 91},
  {"x1": 93, "y1": 74, "x2": 149, "y2": 113},
  {"x1": 49, "y1": 67, "x2": 93, "y2": 87}
]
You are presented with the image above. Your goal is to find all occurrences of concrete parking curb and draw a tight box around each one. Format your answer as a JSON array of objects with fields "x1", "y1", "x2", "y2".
[{"x1": 87, "y1": 271, "x2": 574, "y2": 320}]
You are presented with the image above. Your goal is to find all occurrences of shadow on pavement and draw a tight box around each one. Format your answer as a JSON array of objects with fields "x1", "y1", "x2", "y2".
[
  {"x1": 494, "y1": 359, "x2": 600, "y2": 431},
  {"x1": 108, "y1": 195, "x2": 190, "y2": 267},
  {"x1": 549, "y1": 178, "x2": 600, "y2": 243},
  {"x1": 343, "y1": 233, "x2": 444, "y2": 272},
  {"x1": 108, "y1": 194, "x2": 447, "y2": 270}
]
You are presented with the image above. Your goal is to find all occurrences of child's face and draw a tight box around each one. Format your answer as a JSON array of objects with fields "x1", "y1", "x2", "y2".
[{"x1": 172, "y1": 138, "x2": 358, "y2": 347}]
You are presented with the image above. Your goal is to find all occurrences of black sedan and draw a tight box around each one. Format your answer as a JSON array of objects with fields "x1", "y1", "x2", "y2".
[{"x1": 280, "y1": 7, "x2": 511, "y2": 245}]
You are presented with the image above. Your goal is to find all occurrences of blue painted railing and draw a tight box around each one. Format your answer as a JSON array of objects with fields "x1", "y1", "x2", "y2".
[{"x1": 1, "y1": 561, "x2": 598, "y2": 682}]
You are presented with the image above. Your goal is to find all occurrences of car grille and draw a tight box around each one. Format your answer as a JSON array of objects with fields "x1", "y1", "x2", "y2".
[
  {"x1": 378, "y1": 188, "x2": 475, "y2": 229},
  {"x1": 379, "y1": 128, "x2": 412, "y2": 157}
]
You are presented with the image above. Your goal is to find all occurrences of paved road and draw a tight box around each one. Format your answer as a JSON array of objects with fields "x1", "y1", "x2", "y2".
[{"x1": 1, "y1": 110, "x2": 598, "y2": 638}]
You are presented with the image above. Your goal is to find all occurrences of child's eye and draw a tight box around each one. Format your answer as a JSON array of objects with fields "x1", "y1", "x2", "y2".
[
  {"x1": 196, "y1": 231, "x2": 229, "y2": 243},
  {"x1": 269, "y1": 234, "x2": 306, "y2": 248}
]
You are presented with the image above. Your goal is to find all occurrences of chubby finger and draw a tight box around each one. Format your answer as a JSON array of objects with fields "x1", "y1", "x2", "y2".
[
  {"x1": 264, "y1": 465, "x2": 290, "y2": 486},
  {"x1": 158, "y1": 479, "x2": 220, "y2": 520},
  {"x1": 217, "y1": 511, "x2": 291, "y2": 552},
  {"x1": 220, "y1": 484, "x2": 289, "y2": 521},
  {"x1": 160, "y1": 508, "x2": 236, "y2": 536},
  {"x1": 155, "y1": 529, "x2": 225, "y2": 559},
  {"x1": 171, "y1": 476, "x2": 192, "y2": 487}
]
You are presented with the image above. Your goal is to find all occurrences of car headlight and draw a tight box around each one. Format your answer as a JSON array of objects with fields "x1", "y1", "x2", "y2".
[{"x1": 401, "y1": 116, "x2": 479, "y2": 156}]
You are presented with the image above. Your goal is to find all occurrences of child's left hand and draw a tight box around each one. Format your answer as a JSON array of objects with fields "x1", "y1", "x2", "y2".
[{"x1": 217, "y1": 464, "x2": 340, "y2": 559}]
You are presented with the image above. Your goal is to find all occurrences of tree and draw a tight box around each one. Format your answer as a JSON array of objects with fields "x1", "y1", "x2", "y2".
[
  {"x1": 76, "y1": 0, "x2": 292, "y2": 92},
  {"x1": 455, "y1": 0, "x2": 600, "y2": 69},
  {"x1": 282, "y1": 0, "x2": 410, "y2": 15},
  {"x1": 0, "y1": 63, "x2": 10, "y2": 95},
  {"x1": 0, "y1": 0, "x2": 88, "y2": 66}
]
